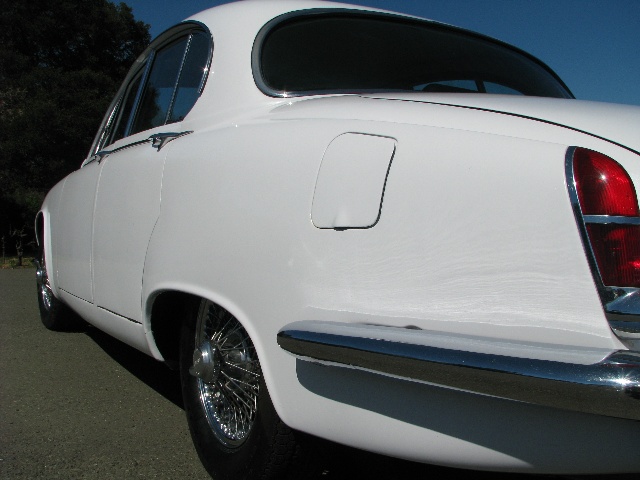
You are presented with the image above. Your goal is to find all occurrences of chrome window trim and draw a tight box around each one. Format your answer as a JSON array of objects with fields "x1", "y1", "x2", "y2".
[
  {"x1": 565, "y1": 146, "x2": 640, "y2": 342},
  {"x1": 195, "y1": 30, "x2": 212, "y2": 95},
  {"x1": 125, "y1": 49, "x2": 156, "y2": 137},
  {"x1": 251, "y1": 8, "x2": 365, "y2": 98},
  {"x1": 91, "y1": 97, "x2": 123, "y2": 159},
  {"x1": 166, "y1": 34, "x2": 192, "y2": 125},
  {"x1": 109, "y1": 68, "x2": 145, "y2": 145},
  {"x1": 151, "y1": 21, "x2": 212, "y2": 97},
  {"x1": 164, "y1": 30, "x2": 211, "y2": 124},
  {"x1": 251, "y1": 9, "x2": 572, "y2": 99},
  {"x1": 130, "y1": 23, "x2": 212, "y2": 134},
  {"x1": 277, "y1": 322, "x2": 640, "y2": 421},
  {"x1": 87, "y1": 21, "x2": 212, "y2": 158}
]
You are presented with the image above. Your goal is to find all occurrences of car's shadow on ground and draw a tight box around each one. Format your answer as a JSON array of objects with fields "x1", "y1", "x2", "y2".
[
  {"x1": 74, "y1": 322, "x2": 636, "y2": 480},
  {"x1": 70, "y1": 322, "x2": 513, "y2": 479},
  {"x1": 75, "y1": 322, "x2": 467, "y2": 478},
  {"x1": 81, "y1": 322, "x2": 184, "y2": 409}
]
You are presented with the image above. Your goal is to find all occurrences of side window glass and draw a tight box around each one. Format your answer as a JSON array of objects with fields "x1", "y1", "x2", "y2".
[
  {"x1": 131, "y1": 36, "x2": 189, "y2": 135},
  {"x1": 111, "y1": 72, "x2": 143, "y2": 143},
  {"x1": 169, "y1": 32, "x2": 210, "y2": 123},
  {"x1": 92, "y1": 26, "x2": 211, "y2": 152}
]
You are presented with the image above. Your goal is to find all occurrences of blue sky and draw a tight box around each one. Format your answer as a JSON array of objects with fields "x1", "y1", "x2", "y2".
[{"x1": 122, "y1": 0, "x2": 640, "y2": 107}]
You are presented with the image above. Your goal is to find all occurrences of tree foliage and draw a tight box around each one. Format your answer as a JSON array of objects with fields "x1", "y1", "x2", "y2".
[{"x1": 0, "y1": 0, "x2": 150, "y2": 250}]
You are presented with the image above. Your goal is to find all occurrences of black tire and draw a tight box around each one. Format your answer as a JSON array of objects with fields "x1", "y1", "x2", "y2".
[
  {"x1": 179, "y1": 299, "x2": 304, "y2": 480},
  {"x1": 35, "y1": 248, "x2": 74, "y2": 331}
]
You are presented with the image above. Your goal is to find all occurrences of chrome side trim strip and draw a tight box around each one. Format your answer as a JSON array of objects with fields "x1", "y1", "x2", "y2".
[
  {"x1": 608, "y1": 314, "x2": 640, "y2": 336},
  {"x1": 583, "y1": 214, "x2": 640, "y2": 225},
  {"x1": 96, "y1": 305, "x2": 143, "y2": 325},
  {"x1": 59, "y1": 287, "x2": 92, "y2": 304},
  {"x1": 150, "y1": 131, "x2": 193, "y2": 151},
  {"x1": 92, "y1": 130, "x2": 193, "y2": 162},
  {"x1": 93, "y1": 138, "x2": 152, "y2": 163},
  {"x1": 278, "y1": 326, "x2": 640, "y2": 421}
]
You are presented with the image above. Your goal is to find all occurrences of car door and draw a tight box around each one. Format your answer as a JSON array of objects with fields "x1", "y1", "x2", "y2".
[
  {"x1": 53, "y1": 158, "x2": 101, "y2": 302},
  {"x1": 91, "y1": 28, "x2": 211, "y2": 323}
]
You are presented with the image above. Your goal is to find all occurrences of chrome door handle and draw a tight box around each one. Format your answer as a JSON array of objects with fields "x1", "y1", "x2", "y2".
[{"x1": 149, "y1": 131, "x2": 193, "y2": 151}]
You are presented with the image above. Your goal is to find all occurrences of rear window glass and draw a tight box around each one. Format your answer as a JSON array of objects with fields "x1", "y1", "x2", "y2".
[{"x1": 257, "y1": 13, "x2": 571, "y2": 98}]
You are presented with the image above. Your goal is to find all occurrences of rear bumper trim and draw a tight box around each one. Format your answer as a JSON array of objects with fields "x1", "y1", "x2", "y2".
[{"x1": 277, "y1": 323, "x2": 640, "y2": 421}]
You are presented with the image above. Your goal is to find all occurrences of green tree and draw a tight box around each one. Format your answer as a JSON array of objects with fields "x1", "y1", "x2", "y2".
[{"x1": 0, "y1": 0, "x2": 150, "y2": 251}]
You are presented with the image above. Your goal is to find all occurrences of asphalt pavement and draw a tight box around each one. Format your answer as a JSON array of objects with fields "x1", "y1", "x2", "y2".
[
  {"x1": 0, "y1": 268, "x2": 208, "y2": 479},
  {"x1": 1, "y1": 268, "x2": 637, "y2": 479}
]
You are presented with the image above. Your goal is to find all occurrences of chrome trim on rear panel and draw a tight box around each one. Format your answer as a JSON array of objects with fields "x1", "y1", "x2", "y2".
[{"x1": 278, "y1": 321, "x2": 640, "y2": 421}]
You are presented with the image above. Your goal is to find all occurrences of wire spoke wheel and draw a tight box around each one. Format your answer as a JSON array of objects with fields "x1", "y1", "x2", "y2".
[
  {"x1": 35, "y1": 255, "x2": 54, "y2": 312},
  {"x1": 180, "y1": 299, "x2": 306, "y2": 479},
  {"x1": 189, "y1": 301, "x2": 261, "y2": 448},
  {"x1": 35, "y1": 246, "x2": 75, "y2": 331}
]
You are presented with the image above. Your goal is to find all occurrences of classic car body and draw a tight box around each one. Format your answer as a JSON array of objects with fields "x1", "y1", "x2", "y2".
[{"x1": 36, "y1": 0, "x2": 640, "y2": 477}]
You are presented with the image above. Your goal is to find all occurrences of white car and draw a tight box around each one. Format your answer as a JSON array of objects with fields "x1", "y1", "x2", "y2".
[{"x1": 35, "y1": 0, "x2": 640, "y2": 478}]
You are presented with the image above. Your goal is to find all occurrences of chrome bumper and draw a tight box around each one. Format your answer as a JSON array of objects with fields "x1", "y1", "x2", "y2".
[{"x1": 277, "y1": 321, "x2": 640, "y2": 421}]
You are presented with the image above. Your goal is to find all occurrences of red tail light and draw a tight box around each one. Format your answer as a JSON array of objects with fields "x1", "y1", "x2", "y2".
[
  {"x1": 573, "y1": 148, "x2": 640, "y2": 287},
  {"x1": 574, "y1": 149, "x2": 638, "y2": 216}
]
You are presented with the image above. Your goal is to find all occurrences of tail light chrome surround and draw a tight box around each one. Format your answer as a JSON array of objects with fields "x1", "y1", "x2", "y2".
[{"x1": 566, "y1": 146, "x2": 640, "y2": 345}]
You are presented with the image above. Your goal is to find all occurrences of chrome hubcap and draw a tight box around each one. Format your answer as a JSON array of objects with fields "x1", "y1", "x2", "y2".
[
  {"x1": 191, "y1": 301, "x2": 261, "y2": 447},
  {"x1": 35, "y1": 258, "x2": 53, "y2": 311},
  {"x1": 190, "y1": 340, "x2": 222, "y2": 384}
]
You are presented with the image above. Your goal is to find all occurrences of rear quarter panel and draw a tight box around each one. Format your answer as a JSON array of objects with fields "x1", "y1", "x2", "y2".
[{"x1": 140, "y1": 102, "x2": 639, "y2": 472}]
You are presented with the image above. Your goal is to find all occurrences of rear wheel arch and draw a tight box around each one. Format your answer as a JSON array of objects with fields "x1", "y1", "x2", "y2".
[
  {"x1": 148, "y1": 290, "x2": 262, "y2": 369},
  {"x1": 35, "y1": 212, "x2": 45, "y2": 248},
  {"x1": 148, "y1": 289, "x2": 322, "y2": 478},
  {"x1": 148, "y1": 290, "x2": 198, "y2": 369},
  {"x1": 34, "y1": 210, "x2": 56, "y2": 292},
  {"x1": 35, "y1": 210, "x2": 80, "y2": 331}
]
